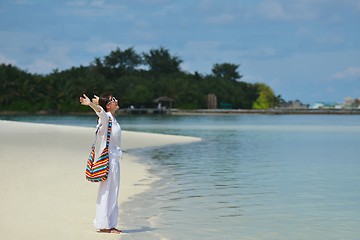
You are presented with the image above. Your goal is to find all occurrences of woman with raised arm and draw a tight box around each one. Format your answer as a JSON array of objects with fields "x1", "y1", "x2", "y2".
[{"x1": 79, "y1": 93, "x2": 122, "y2": 234}]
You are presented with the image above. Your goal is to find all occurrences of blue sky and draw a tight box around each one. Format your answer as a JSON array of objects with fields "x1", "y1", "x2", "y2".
[{"x1": 1, "y1": 0, "x2": 359, "y2": 105}]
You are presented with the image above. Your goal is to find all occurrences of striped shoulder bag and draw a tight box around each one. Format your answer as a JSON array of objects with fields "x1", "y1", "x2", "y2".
[{"x1": 85, "y1": 116, "x2": 112, "y2": 182}]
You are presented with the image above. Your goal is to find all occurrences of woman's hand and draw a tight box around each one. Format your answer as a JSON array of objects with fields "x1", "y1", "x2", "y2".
[
  {"x1": 80, "y1": 94, "x2": 102, "y2": 113},
  {"x1": 92, "y1": 95, "x2": 99, "y2": 105},
  {"x1": 80, "y1": 94, "x2": 91, "y2": 106}
]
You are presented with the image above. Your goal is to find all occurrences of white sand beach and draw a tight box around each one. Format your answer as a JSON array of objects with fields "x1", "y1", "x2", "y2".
[{"x1": 0, "y1": 120, "x2": 200, "y2": 240}]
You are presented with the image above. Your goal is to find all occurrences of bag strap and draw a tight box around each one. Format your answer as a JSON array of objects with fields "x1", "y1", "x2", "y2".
[
  {"x1": 105, "y1": 116, "x2": 112, "y2": 147},
  {"x1": 92, "y1": 116, "x2": 112, "y2": 148}
]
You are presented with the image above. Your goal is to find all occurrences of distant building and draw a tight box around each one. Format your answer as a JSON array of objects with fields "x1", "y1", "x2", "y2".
[
  {"x1": 207, "y1": 94, "x2": 217, "y2": 109},
  {"x1": 311, "y1": 102, "x2": 338, "y2": 109},
  {"x1": 343, "y1": 97, "x2": 360, "y2": 109},
  {"x1": 312, "y1": 97, "x2": 360, "y2": 109},
  {"x1": 278, "y1": 99, "x2": 309, "y2": 109}
]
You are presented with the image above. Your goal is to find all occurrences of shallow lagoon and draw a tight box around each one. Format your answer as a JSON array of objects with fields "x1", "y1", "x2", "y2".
[{"x1": 2, "y1": 114, "x2": 360, "y2": 240}]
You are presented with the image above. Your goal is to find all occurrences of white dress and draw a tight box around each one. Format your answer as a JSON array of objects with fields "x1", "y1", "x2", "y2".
[{"x1": 93, "y1": 109, "x2": 122, "y2": 229}]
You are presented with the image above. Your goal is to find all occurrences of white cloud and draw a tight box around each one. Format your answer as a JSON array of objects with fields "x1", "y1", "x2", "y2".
[
  {"x1": 356, "y1": 0, "x2": 360, "y2": 12},
  {"x1": 27, "y1": 59, "x2": 58, "y2": 74},
  {"x1": 65, "y1": 0, "x2": 104, "y2": 7},
  {"x1": 315, "y1": 34, "x2": 345, "y2": 45},
  {"x1": 62, "y1": 0, "x2": 127, "y2": 17},
  {"x1": 205, "y1": 13, "x2": 235, "y2": 24},
  {"x1": 295, "y1": 27, "x2": 311, "y2": 37},
  {"x1": 85, "y1": 39, "x2": 120, "y2": 54},
  {"x1": 256, "y1": 0, "x2": 318, "y2": 21},
  {"x1": 14, "y1": 0, "x2": 32, "y2": 4},
  {"x1": 90, "y1": 0, "x2": 105, "y2": 7},
  {"x1": 242, "y1": 75, "x2": 263, "y2": 83},
  {"x1": 185, "y1": 41, "x2": 221, "y2": 50},
  {"x1": 333, "y1": 67, "x2": 360, "y2": 80},
  {"x1": 239, "y1": 48, "x2": 277, "y2": 58},
  {"x1": 257, "y1": 1, "x2": 286, "y2": 20},
  {"x1": 20, "y1": 44, "x2": 75, "y2": 74},
  {"x1": 0, "y1": 53, "x2": 16, "y2": 65},
  {"x1": 65, "y1": 0, "x2": 87, "y2": 6},
  {"x1": 198, "y1": 0, "x2": 215, "y2": 11}
]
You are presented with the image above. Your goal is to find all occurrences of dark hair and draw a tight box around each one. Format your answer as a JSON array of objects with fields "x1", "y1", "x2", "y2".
[{"x1": 98, "y1": 93, "x2": 112, "y2": 112}]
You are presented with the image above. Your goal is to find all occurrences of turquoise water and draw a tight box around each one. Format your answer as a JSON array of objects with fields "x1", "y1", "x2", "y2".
[{"x1": 2, "y1": 114, "x2": 360, "y2": 239}]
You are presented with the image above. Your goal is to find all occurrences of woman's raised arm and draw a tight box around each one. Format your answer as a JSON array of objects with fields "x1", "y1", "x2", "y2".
[{"x1": 80, "y1": 94, "x2": 102, "y2": 113}]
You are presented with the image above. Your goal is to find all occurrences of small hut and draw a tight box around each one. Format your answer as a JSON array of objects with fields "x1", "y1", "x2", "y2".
[{"x1": 153, "y1": 96, "x2": 174, "y2": 109}]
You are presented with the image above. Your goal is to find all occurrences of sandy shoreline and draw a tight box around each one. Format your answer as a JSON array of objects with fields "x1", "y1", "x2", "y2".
[{"x1": 0, "y1": 120, "x2": 200, "y2": 240}]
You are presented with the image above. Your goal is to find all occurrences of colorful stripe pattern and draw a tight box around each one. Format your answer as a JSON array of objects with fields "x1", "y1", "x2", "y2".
[{"x1": 85, "y1": 117, "x2": 112, "y2": 182}]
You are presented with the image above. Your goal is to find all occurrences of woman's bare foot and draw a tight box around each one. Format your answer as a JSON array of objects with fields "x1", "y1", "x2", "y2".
[
  {"x1": 110, "y1": 228, "x2": 122, "y2": 234},
  {"x1": 97, "y1": 228, "x2": 122, "y2": 234}
]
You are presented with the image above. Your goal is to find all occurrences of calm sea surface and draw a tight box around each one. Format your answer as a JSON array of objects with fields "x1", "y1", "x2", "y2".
[{"x1": 2, "y1": 114, "x2": 360, "y2": 240}]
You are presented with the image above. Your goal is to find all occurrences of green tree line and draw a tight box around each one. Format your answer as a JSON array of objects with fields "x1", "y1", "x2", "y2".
[{"x1": 0, "y1": 47, "x2": 279, "y2": 113}]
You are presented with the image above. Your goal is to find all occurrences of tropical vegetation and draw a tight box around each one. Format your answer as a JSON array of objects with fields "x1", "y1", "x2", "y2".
[{"x1": 0, "y1": 47, "x2": 280, "y2": 113}]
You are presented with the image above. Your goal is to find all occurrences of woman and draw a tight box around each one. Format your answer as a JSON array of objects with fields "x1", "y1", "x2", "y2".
[{"x1": 79, "y1": 93, "x2": 122, "y2": 234}]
